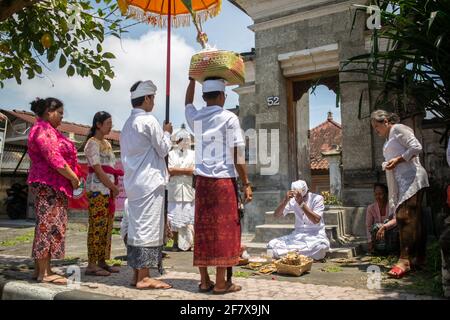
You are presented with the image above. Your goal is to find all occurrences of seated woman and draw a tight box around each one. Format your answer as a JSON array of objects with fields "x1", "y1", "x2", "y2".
[
  {"x1": 267, "y1": 180, "x2": 330, "y2": 260},
  {"x1": 366, "y1": 183, "x2": 399, "y2": 254}
]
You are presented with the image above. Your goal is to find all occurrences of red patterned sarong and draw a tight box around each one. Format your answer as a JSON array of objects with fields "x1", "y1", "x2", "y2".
[{"x1": 193, "y1": 176, "x2": 241, "y2": 267}]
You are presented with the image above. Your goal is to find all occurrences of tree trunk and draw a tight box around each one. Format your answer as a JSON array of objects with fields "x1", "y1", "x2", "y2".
[{"x1": 0, "y1": 0, "x2": 42, "y2": 22}]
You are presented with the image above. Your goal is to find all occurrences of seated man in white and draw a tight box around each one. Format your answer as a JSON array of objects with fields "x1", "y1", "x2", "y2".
[{"x1": 267, "y1": 180, "x2": 330, "y2": 260}]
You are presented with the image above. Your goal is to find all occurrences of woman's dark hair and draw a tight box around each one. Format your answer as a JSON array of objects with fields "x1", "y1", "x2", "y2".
[
  {"x1": 85, "y1": 111, "x2": 112, "y2": 143},
  {"x1": 130, "y1": 80, "x2": 147, "y2": 107},
  {"x1": 30, "y1": 97, "x2": 63, "y2": 117},
  {"x1": 374, "y1": 183, "x2": 388, "y2": 194}
]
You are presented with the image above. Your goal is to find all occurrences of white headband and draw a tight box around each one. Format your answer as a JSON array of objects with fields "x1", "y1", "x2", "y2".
[
  {"x1": 291, "y1": 180, "x2": 308, "y2": 197},
  {"x1": 131, "y1": 80, "x2": 157, "y2": 99},
  {"x1": 202, "y1": 79, "x2": 225, "y2": 93}
]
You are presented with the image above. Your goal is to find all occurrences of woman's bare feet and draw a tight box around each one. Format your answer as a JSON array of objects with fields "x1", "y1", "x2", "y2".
[
  {"x1": 38, "y1": 274, "x2": 68, "y2": 285},
  {"x1": 135, "y1": 277, "x2": 172, "y2": 290}
]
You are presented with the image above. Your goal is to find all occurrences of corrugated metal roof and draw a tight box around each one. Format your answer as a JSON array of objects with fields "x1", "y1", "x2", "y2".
[{"x1": 1, "y1": 109, "x2": 120, "y2": 141}]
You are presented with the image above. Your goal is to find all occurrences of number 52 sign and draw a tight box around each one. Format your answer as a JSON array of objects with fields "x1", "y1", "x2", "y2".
[{"x1": 266, "y1": 96, "x2": 280, "y2": 107}]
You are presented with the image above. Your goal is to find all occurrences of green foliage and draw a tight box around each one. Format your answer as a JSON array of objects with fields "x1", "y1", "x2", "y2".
[
  {"x1": 320, "y1": 264, "x2": 343, "y2": 273},
  {"x1": 0, "y1": 0, "x2": 135, "y2": 90},
  {"x1": 321, "y1": 191, "x2": 342, "y2": 206},
  {"x1": 233, "y1": 271, "x2": 251, "y2": 278},
  {"x1": 0, "y1": 230, "x2": 35, "y2": 247},
  {"x1": 106, "y1": 259, "x2": 124, "y2": 266},
  {"x1": 111, "y1": 227, "x2": 121, "y2": 235},
  {"x1": 342, "y1": 0, "x2": 450, "y2": 121}
]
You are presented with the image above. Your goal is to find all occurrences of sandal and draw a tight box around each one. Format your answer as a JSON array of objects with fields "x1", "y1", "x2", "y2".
[
  {"x1": 100, "y1": 265, "x2": 120, "y2": 273},
  {"x1": 387, "y1": 264, "x2": 410, "y2": 279},
  {"x1": 213, "y1": 283, "x2": 242, "y2": 295},
  {"x1": 38, "y1": 274, "x2": 68, "y2": 285},
  {"x1": 198, "y1": 281, "x2": 215, "y2": 293},
  {"x1": 85, "y1": 268, "x2": 110, "y2": 277}
]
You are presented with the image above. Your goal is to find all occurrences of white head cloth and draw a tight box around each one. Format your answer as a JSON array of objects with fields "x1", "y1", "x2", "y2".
[
  {"x1": 291, "y1": 180, "x2": 308, "y2": 197},
  {"x1": 131, "y1": 80, "x2": 157, "y2": 99},
  {"x1": 175, "y1": 130, "x2": 191, "y2": 141},
  {"x1": 202, "y1": 79, "x2": 225, "y2": 93}
]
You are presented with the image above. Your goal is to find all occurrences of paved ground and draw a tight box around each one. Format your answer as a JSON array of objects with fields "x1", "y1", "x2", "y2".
[{"x1": 0, "y1": 220, "x2": 445, "y2": 300}]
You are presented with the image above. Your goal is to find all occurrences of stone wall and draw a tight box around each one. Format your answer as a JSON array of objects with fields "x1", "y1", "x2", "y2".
[{"x1": 238, "y1": 3, "x2": 379, "y2": 231}]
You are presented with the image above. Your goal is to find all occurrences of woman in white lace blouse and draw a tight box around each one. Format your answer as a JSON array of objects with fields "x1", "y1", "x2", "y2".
[
  {"x1": 371, "y1": 110, "x2": 429, "y2": 278},
  {"x1": 84, "y1": 111, "x2": 123, "y2": 276}
]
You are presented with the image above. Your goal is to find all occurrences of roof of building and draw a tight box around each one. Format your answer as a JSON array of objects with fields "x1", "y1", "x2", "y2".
[
  {"x1": 0, "y1": 109, "x2": 120, "y2": 142},
  {"x1": 310, "y1": 112, "x2": 342, "y2": 171}
]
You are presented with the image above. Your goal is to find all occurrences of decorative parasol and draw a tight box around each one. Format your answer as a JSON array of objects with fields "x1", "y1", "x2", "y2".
[{"x1": 118, "y1": 0, "x2": 222, "y2": 122}]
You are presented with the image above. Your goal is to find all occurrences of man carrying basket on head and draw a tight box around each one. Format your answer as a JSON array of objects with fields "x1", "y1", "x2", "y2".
[{"x1": 185, "y1": 77, "x2": 252, "y2": 295}]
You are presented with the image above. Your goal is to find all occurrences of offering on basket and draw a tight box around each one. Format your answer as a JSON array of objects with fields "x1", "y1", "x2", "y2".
[
  {"x1": 274, "y1": 252, "x2": 313, "y2": 277},
  {"x1": 189, "y1": 49, "x2": 245, "y2": 86},
  {"x1": 248, "y1": 255, "x2": 272, "y2": 264}
]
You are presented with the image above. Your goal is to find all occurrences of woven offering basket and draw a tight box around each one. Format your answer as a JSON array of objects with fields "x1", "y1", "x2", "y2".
[
  {"x1": 189, "y1": 50, "x2": 245, "y2": 86},
  {"x1": 275, "y1": 258, "x2": 313, "y2": 277}
]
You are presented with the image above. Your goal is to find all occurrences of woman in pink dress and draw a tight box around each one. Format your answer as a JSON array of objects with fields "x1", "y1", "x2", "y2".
[{"x1": 28, "y1": 98, "x2": 80, "y2": 285}]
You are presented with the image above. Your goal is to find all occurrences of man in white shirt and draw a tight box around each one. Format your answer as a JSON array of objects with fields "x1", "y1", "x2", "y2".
[
  {"x1": 268, "y1": 180, "x2": 330, "y2": 260},
  {"x1": 185, "y1": 77, "x2": 252, "y2": 294},
  {"x1": 167, "y1": 130, "x2": 195, "y2": 251},
  {"x1": 120, "y1": 80, "x2": 173, "y2": 290}
]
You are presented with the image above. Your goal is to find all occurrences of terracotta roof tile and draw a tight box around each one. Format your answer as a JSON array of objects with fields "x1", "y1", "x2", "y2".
[{"x1": 310, "y1": 118, "x2": 342, "y2": 170}]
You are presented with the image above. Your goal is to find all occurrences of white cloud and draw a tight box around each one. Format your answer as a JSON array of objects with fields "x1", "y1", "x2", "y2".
[{"x1": 0, "y1": 30, "x2": 231, "y2": 130}]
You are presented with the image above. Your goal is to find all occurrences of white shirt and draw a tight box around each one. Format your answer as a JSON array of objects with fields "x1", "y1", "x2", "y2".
[
  {"x1": 120, "y1": 108, "x2": 171, "y2": 201},
  {"x1": 383, "y1": 124, "x2": 429, "y2": 209},
  {"x1": 185, "y1": 104, "x2": 245, "y2": 178},
  {"x1": 283, "y1": 193, "x2": 325, "y2": 231},
  {"x1": 447, "y1": 139, "x2": 450, "y2": 167},
  {"x1": 167, "y1": 148, "x2": 195, "y2": 202}
]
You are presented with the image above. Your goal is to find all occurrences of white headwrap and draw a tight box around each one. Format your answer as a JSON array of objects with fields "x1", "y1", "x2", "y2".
[
  {"x1": 131, "y1": 80, "x2": 157, "y2": 99},
  {"x1": 291, "y1": 180, "x2": 308, "y2": 197},
  {"x1": 202, "y1": 79, "x2": 225, "y2": 93}
]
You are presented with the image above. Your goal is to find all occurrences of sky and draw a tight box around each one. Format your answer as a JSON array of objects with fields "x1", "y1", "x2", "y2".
[{"x1": 0, "y1": 0, "x2": 339, "y2": 130}]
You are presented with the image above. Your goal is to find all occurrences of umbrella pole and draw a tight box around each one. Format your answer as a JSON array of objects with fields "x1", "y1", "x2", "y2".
[{"x1": 165, "y1": 0, "x2": 171, "y2": 123}]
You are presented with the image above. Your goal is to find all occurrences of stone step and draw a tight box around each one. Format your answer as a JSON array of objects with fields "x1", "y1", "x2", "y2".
[
  {"x1": 253, "y1": 224, "x2": 294, "y2": 243},
  {"x1": 253, "y1": 224, "x2": 339, "y2": 243},
  {"x1": 242, "y1": 242, "x2": 358, "y2": 259},
  {"x1": 264, "y1": 210, "x2": 339, "y2": 225}
]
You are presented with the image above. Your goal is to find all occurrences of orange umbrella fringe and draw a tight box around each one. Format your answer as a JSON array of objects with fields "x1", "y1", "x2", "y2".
[{"x1": 122, "y1": 0, "x2": 222, "y2": 28}]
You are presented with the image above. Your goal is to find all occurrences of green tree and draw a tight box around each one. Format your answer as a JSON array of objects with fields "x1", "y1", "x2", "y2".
[
  {"x1": 0, "y1": 0, "x2": 136, "y2": 91},
  {"x1": 342, "y1": 0, "x2": 450, "y2": 122}
]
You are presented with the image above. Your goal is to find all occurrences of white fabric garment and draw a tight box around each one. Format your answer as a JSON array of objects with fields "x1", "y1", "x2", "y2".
[
  {"x1": 291, "y1": 180, "x2": 308, "y2": 197},
  {"x1": 120, "y1": 108, "x2": 171, "y2": 247},
  {"x1": 382, "y1": 161, "x2": 398, "y2": 216},
  {"x1": 202, "y1": 79, "x2": 225, "y2": 93},
  {"x1": 267, "y1": 192, "x2": 330, "y2": 260},
  {"x1": 185, "y1": 104, "x2": 245, "y2": 178},
  {"x1": 131, "y1": 80, "x2": 157, "y2": 99},
  {"x1": 383, "y1": 124, "x2": 429, "y2": 212},
  {"x1": 167, "y1": 202, "x2": 194, "y2": 251},
  {"x1": 120, "y1": 199, "x2": 129, "y2": 241},
  {"x1": 167, "y1": 149, "x2": 195, "y2": 202},
  {"x1": 120, "y1": 108, "x2": 171, "y2": 201},
  {"x1": 447, "y1": 139, "x2": 450, "y2": 167},
  {"x1": 177, "y1": 225, "x2": 194, "y2": 251},
  {"x1": 167, "y1": 201, "x2": 194, "y2": 230},
  {"x1": 126, "y1": 185, "x2": 165, "y2": 247}
]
